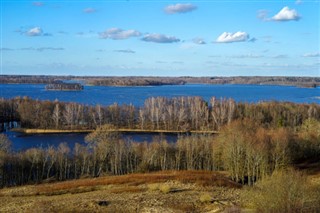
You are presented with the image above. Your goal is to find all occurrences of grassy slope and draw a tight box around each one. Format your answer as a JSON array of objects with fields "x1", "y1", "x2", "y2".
[
  {"x1": 0, "y1": 171, "x2": 242, "y2": 213},
  {"x1": 1, "y1": 168, "x2": 319, "y2": 212}
]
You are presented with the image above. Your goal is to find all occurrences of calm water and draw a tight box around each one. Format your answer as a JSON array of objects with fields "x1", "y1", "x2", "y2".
[
  {"x1": 1, "y1": 83, "x2": 319, "y2": 106},
  {"x1": 1, "y1": 83, "x2": 319, "y2": 151},
  {"x1": 5, "y1": 131, "x2": 178, "y2": 151}
]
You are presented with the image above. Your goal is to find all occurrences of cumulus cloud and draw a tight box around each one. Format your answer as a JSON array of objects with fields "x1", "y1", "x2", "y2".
[
  {"x1": 99, "y1": 28, "x2": 141, "y2": 40},
  {"x1": 142, "y1": 34, "x2": 180, "y2": 43},
  {"x1": 164, "y1": 3, "x2": 197, "y2": 14},
  {"x1": 83, "y1": 8, "x2": 97, "y2": 13},
  {"x1": 32, "y1": 2, "x2": 44, "y2": 7},
  {"x1": 26, "y1": 27, "x2": 43, "y2": 36},
  {"x1": 114, "y1": 49, "x2": 136, "y2": 54},
  {"x1": 215, "y1": 31, "x2": 250, "y2": 43},
  {"x1": 272, "y1": 6, "x2": 300, "y2": 21},
  {"x1": 302, "y1": 52, "x2": 320, "y2": 57},
  {"x1": 192, "y1": 37, "x2": 206, "y2": 45}
]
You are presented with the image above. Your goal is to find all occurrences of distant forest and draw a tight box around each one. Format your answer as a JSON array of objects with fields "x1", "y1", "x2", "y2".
[
  {"x1": 1, "y1": 96, "x2": 319, "y2": 131},
  {"x1": 1, "y1": 75, "x2": 319, "y2": 87},
  {"x1": 0, "y1": 96, "x2": 319, "y2": 187}
]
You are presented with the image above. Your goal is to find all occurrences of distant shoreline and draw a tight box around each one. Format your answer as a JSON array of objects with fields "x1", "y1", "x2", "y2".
[
  {"x1": 12, "y1": 128, "x2": 219, "y2": 134},
  {"x1": 0, "y1": 75, "x2": 319, "y2": 88}
]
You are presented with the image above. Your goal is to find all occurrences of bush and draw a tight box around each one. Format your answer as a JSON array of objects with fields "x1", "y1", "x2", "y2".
[
  {"x1": 199, "y1": 193, "x2": 212, "y2": 203},
  {"x1": 159, "y1": 184, "x2": 171, "y2": 194},
  {"x1": 244, "y1": 169, "x2": 320, "y2": 213},
  {"x1": 147, "y1": 183, "x2": 159, "y2": 191}
]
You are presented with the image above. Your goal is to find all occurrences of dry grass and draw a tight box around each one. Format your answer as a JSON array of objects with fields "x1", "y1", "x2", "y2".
[
  {"x1": 109, "y1": 186, "x2": 144, "y2": 194},
  {"x1": 1, "y1": 169, "x2": 317, "y2": 212},
  {"x1": 33, "y1": 170, "x2": 239, "y2": 197},
  {"x1": 0, "y1": 170, "x2": 243, "y2": 212}
]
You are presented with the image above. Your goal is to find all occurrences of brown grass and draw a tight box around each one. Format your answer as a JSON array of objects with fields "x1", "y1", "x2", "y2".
[
  {"x1": 0, "y1": 170, "x2": 255, "y2": 212},
  {"x1": 8, "y1": 170, "x2": 238, "y2": 197},
  {"x1": 109, "y1": 186, "x2": 144, "y2": 194},
  {"x1": 0, "y1": 169, "x2": 318, "y2": 212}
]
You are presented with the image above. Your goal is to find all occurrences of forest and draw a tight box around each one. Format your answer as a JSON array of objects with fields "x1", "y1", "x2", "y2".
[
  {"x1": 1, "y1": 75, "x2": 319, "y2": 87},
  {"x1": 0, "y1": 96, "x2": 319, "y2": 188},
  {"x1": 1, "y1": 96, "x2": 319, "y2": 131}
]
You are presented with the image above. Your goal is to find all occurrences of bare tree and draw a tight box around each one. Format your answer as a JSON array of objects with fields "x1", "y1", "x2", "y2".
[{"x1": 52, "y1": 103, "x2": 60, "y2": 129}]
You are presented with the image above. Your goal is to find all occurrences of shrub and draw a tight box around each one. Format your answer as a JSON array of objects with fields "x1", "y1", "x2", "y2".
[
  {"x1": 159, "y1": 184, "x2": 171, "y2": 194},
  {"x1": 147, "y1": 183, "x2": 159, "y2": 191},
  {"x1": 199, "y1": 193, "x2": 212, "y2": 203},
  {"x1": 244, "y1": 169, "x2": 320, "y2": 213}
]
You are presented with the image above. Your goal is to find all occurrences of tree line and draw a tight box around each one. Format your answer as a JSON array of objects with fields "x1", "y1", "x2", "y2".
[
  {"x1": 1, "y1": 75, "x2": 320, "y2": 87},
  {"x1": 0, "y1": 118, "x2": 319, "y2": 187},
  {"x1": 1, "y1": 96, "x2": 319, "y2": 131}
]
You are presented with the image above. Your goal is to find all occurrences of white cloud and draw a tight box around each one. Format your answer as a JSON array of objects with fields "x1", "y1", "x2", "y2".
[
  {"x1": 302, "y1": 52, "x2": 320, "y2": 57},
  {"x1": 164, "y1": 3, "x2": 197, "y2": 14},
  {"x1": 295, "y1": 0, "x2": 303, "y2": 5},
  {"x1": 99, "y1": 28, "x2": 141, "y2": 40},
  {"x1": 26, "y1": 27, "x2": 43, "y2": 36},
  {"x1": 216, "y1": 31, "x2": 250, "y2": 43},
  {"x1": 272, "y1": 6, "x2": 300, "y2": 21},
  {"x1": 142, "y1": 34, "x2": 180, "y2": 43}
]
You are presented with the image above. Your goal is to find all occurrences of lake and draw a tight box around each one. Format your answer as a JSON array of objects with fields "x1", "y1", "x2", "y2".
[
  {"x1": 5, "y1": 131, "x2": 179, "y2": 151},
  {"x1": 0, "y1": 83, "x2": 319, "y2": 106},
  {"x1": 1, "y1": 83, "x2": 319, "y2": 151}
]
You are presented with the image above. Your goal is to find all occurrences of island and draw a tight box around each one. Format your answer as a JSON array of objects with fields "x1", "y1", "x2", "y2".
[{"x1": 45, "y1": 82, "x2": 84, "y2": 91}]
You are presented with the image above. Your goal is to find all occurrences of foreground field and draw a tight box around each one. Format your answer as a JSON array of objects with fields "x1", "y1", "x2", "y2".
[
  {"x1": 1, "y1": 168, "x2": 320, "y2": 212},
  {"x1": 0, "y1": 171, "x2": 243, "y2": 212}
]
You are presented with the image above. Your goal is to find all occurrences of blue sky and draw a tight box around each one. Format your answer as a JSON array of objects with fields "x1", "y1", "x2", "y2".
[{"x1": 1, "y1": 0, "x2": 319, "y2": 76}]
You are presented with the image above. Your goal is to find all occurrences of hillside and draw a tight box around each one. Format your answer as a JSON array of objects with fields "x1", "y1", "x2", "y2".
[
  {"x1": 0, "y1": 168, "x2": 319, "y2": 212},
  {"x1": 0, "y1": 171, "x2": 242, "y2": 212}
]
